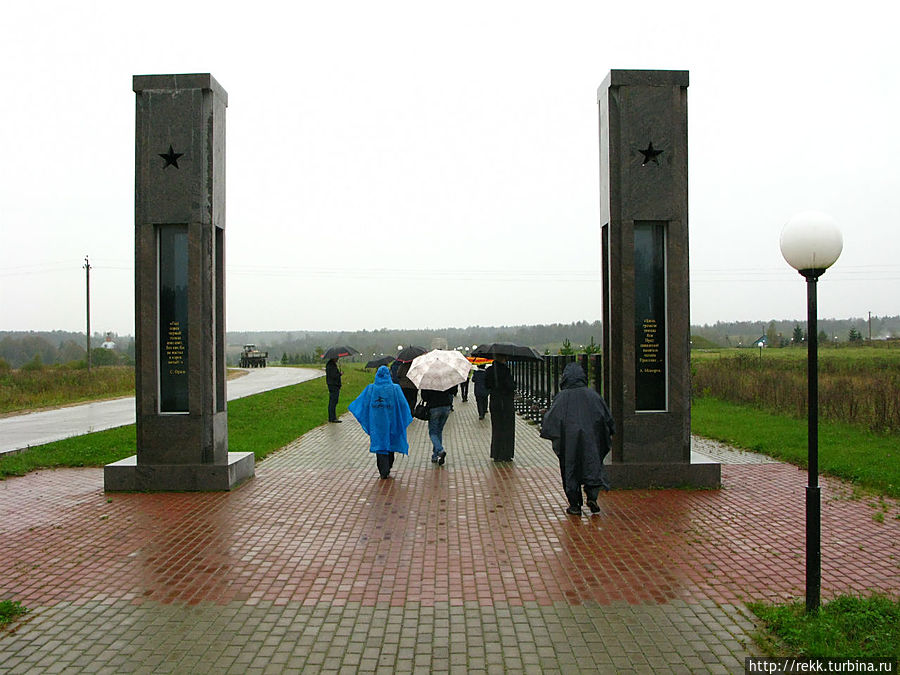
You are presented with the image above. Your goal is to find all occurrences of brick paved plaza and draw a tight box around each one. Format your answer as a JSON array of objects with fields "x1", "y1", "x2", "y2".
[{"x1": 0, "y1": 397, "x2": 897, "y2": 673}]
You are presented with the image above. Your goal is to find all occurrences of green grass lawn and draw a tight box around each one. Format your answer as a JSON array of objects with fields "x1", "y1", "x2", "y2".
[
  {"x1": 750, "y1": 595, "x2": 900, "y2": 658},
  {"x1": 0, "y1": 365, "x2": 373, "y2": 478},
  {"x1": 692, "y1": 396, "x2": 899, "y2": 499}
]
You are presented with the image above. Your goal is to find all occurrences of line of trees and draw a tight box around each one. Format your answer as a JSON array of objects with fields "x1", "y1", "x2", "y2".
[
  {"x1": 692, "y1": 315, "x2": 899, "y2": 349},
  {"x1": 4, "y1": 315, "x2": 896, "y2": 369},
  {"x1": 228, "y1": 321, "x2": 605, "y2": 365},
  {"x1": 0, "y1": 332, "x2": 134, "y2": 369}
]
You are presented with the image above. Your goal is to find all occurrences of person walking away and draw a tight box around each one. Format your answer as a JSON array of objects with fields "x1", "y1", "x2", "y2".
[
  {"x1": 486, "y1": 356, "x2": 516, "y2": 461},
  {"x1": 396, "y1": 360, "x2": 418, "y2": 417},
  {"x1": 540, "y1": 362, "x2": 615, "y2": 516},
  {"x1": 472, "y1": 364, "x2": 489, "y2": 420},
  {"x1": 458, "y1": 370, "x2": 470, "y2": 402},
  {"x1": 326, "y1": 357, "x2": 342, "y2": 422},
  {"x1": 390, "y1": 358, "x2": 401, "y2": 384},
  {"x1": 420, "y1": 384, "x2": 457, "y2": 465},
  {"x1": 349, "y1": 366, "x2": 414, "y2": 479}
]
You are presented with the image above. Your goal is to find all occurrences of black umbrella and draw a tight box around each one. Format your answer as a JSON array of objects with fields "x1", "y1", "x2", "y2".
[
  {"x1": 396, "y1": 346, "x2": 427, "y2": 363},
  {"x1": 322, "y1": 346, "x2": 360, "y2": 360},
  {"x1": 471, "y1": 343, "x2": 544, "y2": 362},
  {"x1": 365, "y1": 355, "x2": 394, "y2": 369}
]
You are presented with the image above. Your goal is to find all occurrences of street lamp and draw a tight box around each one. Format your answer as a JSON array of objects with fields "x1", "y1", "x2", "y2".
[{"x1": 779, "y1": 210, "x2": 843, "y2": 613}]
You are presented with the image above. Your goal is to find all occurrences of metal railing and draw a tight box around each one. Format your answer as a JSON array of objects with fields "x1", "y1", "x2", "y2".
[{"x1": 509, "y1": 354, "x2": 602, "y2": 423}]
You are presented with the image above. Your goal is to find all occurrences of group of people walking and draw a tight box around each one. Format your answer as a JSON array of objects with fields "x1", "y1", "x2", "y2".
[{"x1": 326, "y1": 355, "x2": 615, "y2": 515}]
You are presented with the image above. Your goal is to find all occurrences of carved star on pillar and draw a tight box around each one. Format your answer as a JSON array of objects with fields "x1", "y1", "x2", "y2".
[
  {"x1": 639, "y1": 141, "x2": 664, "y2": 166},
  {"x1": 159, "y1": 145, "x2": 184, "y2": 169}
]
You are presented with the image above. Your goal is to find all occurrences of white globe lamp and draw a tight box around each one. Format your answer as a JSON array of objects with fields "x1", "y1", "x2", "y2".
[
  {"x1": 779, "y1": 211, "x2": 843, "y2": 276},
  {"x1": 779, "y1": 210, "x2": 842, "y2": 614}
]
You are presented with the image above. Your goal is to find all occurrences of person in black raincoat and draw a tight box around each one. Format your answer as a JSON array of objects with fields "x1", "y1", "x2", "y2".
[
  {"x1": 325, "y1": 358, "x2": 342, "y2": 422},
  {"x1": 486, "y1": 356, "x2": 516, "y2": 461},
  {"x1": 472, "y1": 364, "x2": 489, "y2": 420},
  {"x1": 540, "y1": 362, "x2": 615, "y2": 515}
]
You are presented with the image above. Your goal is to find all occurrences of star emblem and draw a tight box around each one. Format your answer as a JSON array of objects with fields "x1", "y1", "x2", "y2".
[
  {"x1": 638, "y1": 141, "x2": 663, "y2": 166},
  {"x1": 159, "y1": 145, "x2": 184, "y2": 169}
]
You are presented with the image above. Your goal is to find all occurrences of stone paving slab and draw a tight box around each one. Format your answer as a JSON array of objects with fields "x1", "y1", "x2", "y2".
[{"x1": 0, "y1": 396, "x2": 897, "y2": 673}]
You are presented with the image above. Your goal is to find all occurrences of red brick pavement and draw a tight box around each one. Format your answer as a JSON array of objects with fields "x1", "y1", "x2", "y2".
[{"x1": 1, "y1": 401, "x2": 896, "y2": 612}]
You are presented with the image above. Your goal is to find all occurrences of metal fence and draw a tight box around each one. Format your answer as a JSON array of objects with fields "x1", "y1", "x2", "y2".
[{"x1": 508, "y1": 353, "x2": 602, "y2": 423}]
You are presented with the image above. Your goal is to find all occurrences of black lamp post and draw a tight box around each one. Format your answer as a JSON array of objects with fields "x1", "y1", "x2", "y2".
[{"x1": 779, "y1": 211, "x2": 843, "y2": 613}]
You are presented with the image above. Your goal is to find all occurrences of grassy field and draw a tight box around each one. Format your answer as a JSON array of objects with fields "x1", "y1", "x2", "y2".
[
  {"x1": 0, "y1": 365, "x2": 135, "y2": 415},
  {"x1": 0, "y1": 365, "x2": 373, "y2": 478},
  {"x1": 692, "y1": 346, "x2": 900, "y2": 433}
]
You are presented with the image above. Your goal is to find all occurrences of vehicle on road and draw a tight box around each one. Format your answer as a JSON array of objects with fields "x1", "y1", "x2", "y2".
[{"x1": 239, "y1": 344, "x2": 268, "y2": 368}]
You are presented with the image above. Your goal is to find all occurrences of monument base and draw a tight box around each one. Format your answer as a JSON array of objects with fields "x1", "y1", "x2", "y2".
[
  {"x1": 607, "y1": 462, "x2": 721, "y2": 489},
  {"x1": 104, "y1": 452, "x2": 255, "y2": 492}
]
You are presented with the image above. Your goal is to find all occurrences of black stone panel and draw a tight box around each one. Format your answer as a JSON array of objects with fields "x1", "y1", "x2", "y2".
[
  {"x1": 158, "y1": 225, "x2": 189, "y2": 413},
  {"x1": 634, "y1": 222, "x2": 667, "y2": 412}
]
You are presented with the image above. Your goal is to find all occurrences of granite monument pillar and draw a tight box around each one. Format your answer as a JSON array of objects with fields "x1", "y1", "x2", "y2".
[
  {"x1": 598, "y1": 69, "x2": 719, "y2": 488},
  {"x1": 105, "y1": 73, "x2": 254, "y2": 491}
]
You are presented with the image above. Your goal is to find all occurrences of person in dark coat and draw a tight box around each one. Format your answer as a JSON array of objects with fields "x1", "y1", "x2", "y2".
[
  {"x1": 390, "y1": 359, "x2": 401, "y2": 384},
  {"x1": 486, "y1": 357, "x2": 516, "y2": 461},
  {"x1": 349, "y1": 366, "x2": 414, "y2": 479},
  {"x1": 325, "y1": 357, "x2": 342, "y2": 422},
  {"x1": 396, "y1": 360, "x2": 418, "y2": 416},
  {"x1": 540, "y1": 362, "x2": 615, "y2": 515},
  {"x1": 472, "y1": 364, "x2": 489, "y2": 420}
]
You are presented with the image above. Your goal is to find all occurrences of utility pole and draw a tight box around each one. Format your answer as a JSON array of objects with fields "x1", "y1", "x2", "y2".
[
  {"x1": 84, "y1": 256, "x2": 91, "y2": 372},
  {"x1": 868, "y1": 311, "x2": 872, "y2": 341}
]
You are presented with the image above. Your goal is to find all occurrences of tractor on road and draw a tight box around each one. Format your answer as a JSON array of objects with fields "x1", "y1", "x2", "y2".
[{"x1": 239, "y1": 344, "x2": 268, "y2": 368}]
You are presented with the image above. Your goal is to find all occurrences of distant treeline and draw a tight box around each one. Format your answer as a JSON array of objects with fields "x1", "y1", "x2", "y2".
[
  {"x1": 691, "y1": 315, "x2": 900, "y2": 349},
  {"x1": 0, "y1": 331, "x2": 134, "y2": 369},
  {"x1": 227, "y1": 322, "x2": 604, "y2": 364},
  {"x1": 3, "y1": 315, "x2": 898, "y2": 368}
]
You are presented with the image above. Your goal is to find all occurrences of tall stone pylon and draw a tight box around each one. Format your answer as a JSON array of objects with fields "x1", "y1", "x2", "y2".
[
  {"x1": 105, "y1": 74, "x2": 254, "y2": 491},
  {"x1": 598, "y1": 69, "x2": 719, "y2": 488}
]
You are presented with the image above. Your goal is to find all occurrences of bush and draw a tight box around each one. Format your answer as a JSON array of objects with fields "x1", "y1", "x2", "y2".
[
  {"x1": 20, "y1": 353, "x2": 44, "y2": 372},
  {"x1": 90, "y1": 347, "x2": 122, "y2": 366}
]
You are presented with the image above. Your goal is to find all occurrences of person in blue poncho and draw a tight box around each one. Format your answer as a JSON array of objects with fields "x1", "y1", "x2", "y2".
[{"x1": 348, "y1": 365, "x2": 414, "y2": 479}]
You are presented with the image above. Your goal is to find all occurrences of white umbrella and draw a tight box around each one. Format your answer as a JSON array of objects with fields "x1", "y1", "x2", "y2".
[{"x1": 406, "y1": 350, "x2": 473, "y2": 391}]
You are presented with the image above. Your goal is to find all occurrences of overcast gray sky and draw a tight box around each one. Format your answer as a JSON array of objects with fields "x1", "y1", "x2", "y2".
[{"x1": 2, "y1": 1, "x2": 897, "y2": 336}]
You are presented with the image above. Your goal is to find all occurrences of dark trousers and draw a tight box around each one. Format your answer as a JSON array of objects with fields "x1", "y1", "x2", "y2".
[
  {"x1": 376, "y1": 452, "x2": 395, "y2": 478},
  {"x1": 459, "y1": 380, "x2": 469, "y2": 401},
  {"x1": 328, "y1": 386, "x2": 340, "y2": 421},
  {"x1": 558, "y1": 453, "x2": 606, "y2": 506},
  {"x1": 475, "y1": 395, "x2": 489, "y2": 418}
]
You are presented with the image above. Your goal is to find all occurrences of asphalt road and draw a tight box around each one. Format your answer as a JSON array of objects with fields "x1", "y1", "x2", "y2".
[{"x1": 0, "y1": 367, "x2": 323, "y2": 456}]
